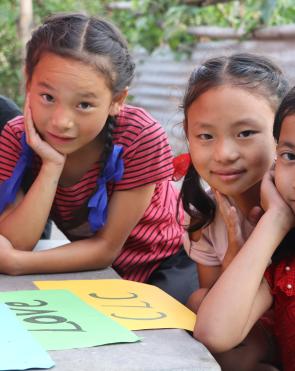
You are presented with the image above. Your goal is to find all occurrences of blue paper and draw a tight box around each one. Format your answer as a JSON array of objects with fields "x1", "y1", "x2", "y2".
[{"x1": 0, "y1": 303, "x2": 54, "y2": 370}]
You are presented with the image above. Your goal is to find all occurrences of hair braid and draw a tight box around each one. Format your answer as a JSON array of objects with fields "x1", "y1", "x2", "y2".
[{"x1": 99, "y1": 115, "x2": 116, "y2": 173}]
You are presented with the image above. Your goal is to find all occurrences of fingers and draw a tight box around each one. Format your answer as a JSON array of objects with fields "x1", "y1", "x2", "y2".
[
  {"x1": 260, "y1": 170, "x2": 281, "y2": 211},
  {"x1": 214, "y1": 190, "x2": 234, "y2": 221},
  {"x1": 214, "y1": 189, "x2": 230, "y2": 211},
  {"x1": 213, "y1": 189, "x2": 244, "y2": 250},
  {"x1": 24, "y1": 94, "x2": 38, "y2": 146}
]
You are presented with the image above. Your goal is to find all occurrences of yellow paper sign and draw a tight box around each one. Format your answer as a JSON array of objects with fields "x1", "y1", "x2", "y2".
[{"x1": 34, "y1": 279, "x2": 196, "y2": 331}]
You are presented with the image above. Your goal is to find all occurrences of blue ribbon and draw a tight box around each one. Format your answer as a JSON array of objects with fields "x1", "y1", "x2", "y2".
[
  {"x1": 0, "y1": 133, "x2": 32, "y2": 213},
  {"x1": 88, "y1": 144, "x2": 124, "y2": 232},
  {"x1": 0, "y1": 133, "x2": 124, "y2": 232}
]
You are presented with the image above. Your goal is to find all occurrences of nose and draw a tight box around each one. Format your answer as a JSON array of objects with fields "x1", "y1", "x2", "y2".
[
  {"x1": 50, "y1": 105, "x2": 74, "y2": 132},
  {"x1": 213, "y1": 138, "x2": 240, "y2": 163}
]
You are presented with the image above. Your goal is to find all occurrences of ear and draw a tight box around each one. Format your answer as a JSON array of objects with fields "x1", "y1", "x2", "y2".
[
  {"x1": 23, "y1": 65, "x2": 30, "y2": 92},
  {"x1": 109, "y1": 88, "x2": 128, "y2": 116},
  {"x1": 25, "y1": 78, "x2": 32, "y2": 97}
]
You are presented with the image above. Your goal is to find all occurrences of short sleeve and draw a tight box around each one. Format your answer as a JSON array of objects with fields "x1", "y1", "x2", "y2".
[
  {"x1": 186, "y1": 229, "x2": 222, "y2": 266},
  {"x1": 113, "y1": 106, "x2": 174, "y2": 191},
  {"x1": 0, "y1": 118, "x2": 23, "y2": 182}
]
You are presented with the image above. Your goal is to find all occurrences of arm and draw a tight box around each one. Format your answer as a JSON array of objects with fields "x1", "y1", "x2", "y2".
[
  {"x1": 0, "y1": 163, "x2": 63, "y2": 249},
  {"x1": 187, "y1": 192, "x2": 262, "y2": 313},
  {"x1": 186, "y1": 263, "x2": 221, "y2": 312},
  {"x1": 194, "y1": 172, "x2": 294, "y2": 353},
  {"x1": 0, "y1": 183, "x2": 155, "y2": 275},
  {"x1": 184, "y1": 218, "x2": 222, "y2": 313},
  {"x1": 0, "y1": 98, "x2": 65, "y2": 249}
]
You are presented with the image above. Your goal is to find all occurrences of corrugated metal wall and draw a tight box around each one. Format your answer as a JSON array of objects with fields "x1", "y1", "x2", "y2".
[{"x1": 130, "y1": 39, "x2": 295, "y2": 155}]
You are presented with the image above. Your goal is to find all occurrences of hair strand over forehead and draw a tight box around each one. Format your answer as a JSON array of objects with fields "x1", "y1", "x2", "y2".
[{"x1": 273, "y1": 86, "x2": 295, "y2": 141}]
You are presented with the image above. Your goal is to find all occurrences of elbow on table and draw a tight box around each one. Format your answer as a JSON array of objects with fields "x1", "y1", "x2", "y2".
[{"x1": 89, "y1": 241, "x2": 119, "y2": 271}]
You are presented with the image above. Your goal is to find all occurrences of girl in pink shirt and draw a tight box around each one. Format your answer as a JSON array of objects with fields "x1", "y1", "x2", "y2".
[
  {"x1": 195, "y1": 86, "x2": 295, "y2": 371},
  {"x1": 178, "y1": 53, "x2": 288, "y2": 369}
]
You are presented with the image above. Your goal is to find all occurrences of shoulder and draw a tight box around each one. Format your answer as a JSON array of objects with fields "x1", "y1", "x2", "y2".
[
  {"x1": 0, "y1": 116, "x2": 24, "y2": 148},
  {"x1": 112, "y1": 106, "x2": 174, "y2": 190},
  {"x1": 117, "y1": 104, "x2": 158, "y2": 127},
  {"x1": 1, "y1": 115, "x2": 24, "y2": 135},
  {"x1": 190, "y1": 204, "x2": 229, "y2": 262},
  {"x1": 114, "y1": 105, "x2": 167, "y2": 145}
]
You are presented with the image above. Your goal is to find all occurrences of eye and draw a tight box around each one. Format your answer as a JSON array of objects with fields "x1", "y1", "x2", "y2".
[
  {"x1": 41, "y1": 94, "x2": 54, "y2": 103},
  {"x1": 281, "y1": 152, "x2": 295, "y2": 161},
  {"x1": 238, "y1": 130, "x2": 256, "y2": 138},
  {"x1": 77, "y1": 102, "x2": 93, "y2": 110},
  {"x1": 198, "y1": 133, "x2": 213, "y2": 140}
]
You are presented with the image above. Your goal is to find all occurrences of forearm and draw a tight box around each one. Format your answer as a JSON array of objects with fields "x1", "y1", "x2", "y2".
[
  {"x1": 7, "y1": 237, "x2": 118, "y2": 275},
  {"x1": 187, "y1": 263, "x2": 221, "y2": 312},
  {"x1": 221, "y1": 246, "x2": 239, "y2": 272},
  {"x1": 0, "y1": 163, "x2": 62, "y2": 249},
  {"x1": 195, "y1": 211, "x2": 286, "y2": 351}
]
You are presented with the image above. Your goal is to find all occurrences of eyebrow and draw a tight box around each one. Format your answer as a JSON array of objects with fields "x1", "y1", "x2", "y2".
[
  {"x1": 37, "y1": 82, "x2": 98, "y2": 99},
  {"x1": 191, "y1": 118, "x2": 260, "y2": 129},
  {"x1": 37, "y1": 82, "x2": 54, "y2": 90},
  {"x1": 277, "y1": 141, "x2": 295, "y2": 149},
  {"x1": 77, "y1": 92, "x2": 99, "y2": 99}
]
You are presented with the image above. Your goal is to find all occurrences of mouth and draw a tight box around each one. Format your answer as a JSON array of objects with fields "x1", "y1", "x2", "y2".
[
  {"x1": 211, "y1": 169, "x2": 246, "y2": 182},
  {"x1": 47, "y1": 132, "x2": 75, "y2": 143}
]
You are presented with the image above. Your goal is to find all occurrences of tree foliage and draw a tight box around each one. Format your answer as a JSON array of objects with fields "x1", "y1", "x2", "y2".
[{"x1": 1, "y1": 0, "x2": 295, "y2": 105}]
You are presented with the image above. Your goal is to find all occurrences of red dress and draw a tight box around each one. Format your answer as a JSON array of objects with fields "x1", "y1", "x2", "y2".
[{"x1": 265, "y1": 256, "x2": 295, "y2": 371}]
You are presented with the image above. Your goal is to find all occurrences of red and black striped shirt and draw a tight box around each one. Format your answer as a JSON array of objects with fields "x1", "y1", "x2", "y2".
[{"x1": 0, "y1": 105, "x2": 184, "y2": 282}]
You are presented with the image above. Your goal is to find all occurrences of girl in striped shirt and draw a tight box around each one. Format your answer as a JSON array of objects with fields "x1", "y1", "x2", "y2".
[{"x1": 0, "y1": 12, "x2": 198, "y2": 303}]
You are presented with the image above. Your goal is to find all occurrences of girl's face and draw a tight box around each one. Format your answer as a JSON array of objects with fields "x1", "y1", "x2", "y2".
[
  {"x1": 28, "y1": 52, "x2": 126, "y2": 155},
  {"x1": 275, "y1": 115, "x2": 295, "y2": 213},
  {"x1": 187, "y1": 85, "x2": 276, "y2": 199}
]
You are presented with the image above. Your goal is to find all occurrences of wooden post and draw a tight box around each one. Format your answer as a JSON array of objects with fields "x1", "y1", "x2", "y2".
[
  {"x1": 19, "y1": 0, "x2": 33, "y2": 62},
  {"x1": 18, "y1": 0, "x2": 33, "y2": 94}
]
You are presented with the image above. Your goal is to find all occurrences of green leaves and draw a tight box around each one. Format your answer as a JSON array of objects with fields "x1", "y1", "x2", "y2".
[{"x1": 1, "y1": 0, "x2": 295, "y2": 105}]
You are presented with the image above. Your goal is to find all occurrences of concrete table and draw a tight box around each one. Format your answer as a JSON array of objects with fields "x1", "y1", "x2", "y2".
[{"x1": 0, "y1": 266, "x2": 220, "y2": 370}]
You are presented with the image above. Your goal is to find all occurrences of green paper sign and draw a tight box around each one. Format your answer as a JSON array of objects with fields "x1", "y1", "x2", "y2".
[{"x1": 0, "y1": 290, "x2": 140, "y2": 350}]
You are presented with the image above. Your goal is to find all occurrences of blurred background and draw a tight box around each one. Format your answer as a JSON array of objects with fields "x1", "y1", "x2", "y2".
[
  {"x1": 1, "y1": 0, "x2": 295, "y2": 155},
  {"x1": 2, "y1": 0, "x2": 295, "y2": 239}
]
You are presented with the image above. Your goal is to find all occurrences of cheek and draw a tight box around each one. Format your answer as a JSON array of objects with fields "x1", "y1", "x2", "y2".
[
  {"x1": 189, "y1": 147, "x2": 208, "y2": 171},
  {"x1": 252, "y1": 141, "x2": 275, "y2": 170},
  {"x1": 81, "y1": 119, "x2": 104, "y2": 140},
  {"x1": 29, "y1": 103, "x2": 45, "y2": 131},
  {"x1": 188, "y1": 138, "x2": 208, "y2": 165}
]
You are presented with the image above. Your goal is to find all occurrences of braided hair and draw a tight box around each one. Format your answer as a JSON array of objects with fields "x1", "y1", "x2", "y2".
[{"x1": 26, "y1": 12, "x2": 135, "y2": 172}]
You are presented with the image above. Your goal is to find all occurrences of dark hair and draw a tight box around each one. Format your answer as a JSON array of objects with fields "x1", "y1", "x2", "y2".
[
  {"x1": 273, "y1": 86, "x2": 295, "y2": 141},
  {"x1": 179, "y1": 53, "x2": 289, "y2": 233},
  {"x1": 271, "y1": 87, "x2": 295, "y2": 263},
  {"x1": 26, "y1": 12, "x2": 135, "y2": 171},
  {"x1": 0, "y1": 95, "x2": 21, "y2": 129}
]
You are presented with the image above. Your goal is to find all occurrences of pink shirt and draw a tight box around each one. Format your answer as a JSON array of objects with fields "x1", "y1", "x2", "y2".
[{"x1": 185, "y1": 198, "x2": 253, "y2": 266}]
